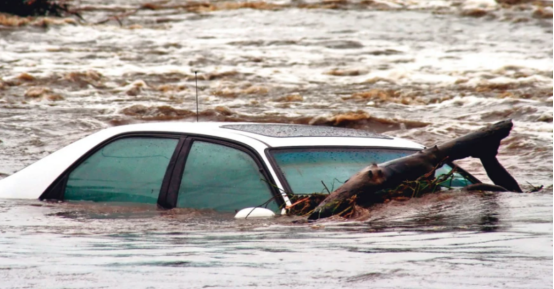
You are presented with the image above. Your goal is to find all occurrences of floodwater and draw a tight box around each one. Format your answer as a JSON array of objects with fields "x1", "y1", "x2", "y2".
[
  {"x1": 0, "y1": 0, "x2": 552, "y2": 287},
  {"x1": 0, "y1": 191, "x2": 552, "y2": 288}
]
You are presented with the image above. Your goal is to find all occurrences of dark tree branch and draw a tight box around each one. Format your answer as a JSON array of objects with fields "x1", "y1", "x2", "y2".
[
  {"x1": 463, "y1": 183, "x2": 508, "y2": 192},
  {"x1": 480, "y1": 156, "x2": 521, "y2": 192},
  {"x1": 308, "y1": 120, "x2": 520, "y2": 220}
]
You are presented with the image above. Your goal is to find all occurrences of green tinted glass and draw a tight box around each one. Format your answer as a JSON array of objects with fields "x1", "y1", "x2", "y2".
[
  {"x1": 65, "y1": 137, "x2": 178, "y2": 203},
  {"x1": 177, "y1": 141, "x2": 277, "y2": 212},
  {"x1": 271, "y1": 149, "x2": 473, "y2": 194},
  {"x1": 272, "y1": 149, "x2": 414, "y2": 194},
  {"x1": 435, "y1": 164, "x2": 472, "y2": 188}
]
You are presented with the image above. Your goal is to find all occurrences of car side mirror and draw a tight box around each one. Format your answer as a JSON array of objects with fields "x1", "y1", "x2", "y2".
[{"x1": 234, "y1": 207, "x2": 275, "y2": 219}]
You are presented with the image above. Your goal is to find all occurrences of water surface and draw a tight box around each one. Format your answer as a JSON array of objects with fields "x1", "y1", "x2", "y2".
[
  {"x1": 0, "y1": 0, "x2": 552, "y2": 287},
  {"x1": 0, "y1": 189, "x2": 551, "y2": 288}
]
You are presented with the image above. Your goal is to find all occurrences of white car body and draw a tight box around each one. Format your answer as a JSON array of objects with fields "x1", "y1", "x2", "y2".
[{"x1": 0, "y1": 122, "x2": 424, "y2": 208}]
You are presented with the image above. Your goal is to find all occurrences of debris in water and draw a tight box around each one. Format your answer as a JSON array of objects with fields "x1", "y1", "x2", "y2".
[
  {"x1": 0, "y1": 0, "x2": 72, "y2": 17},
  {"x1": 308, "y1": 120, "x2": 522, "y2": 220},
  {"x1": 527, "y1": 182, "x2": 544, "y2": 193},
  {"x1": 286, "y1": 194, "x2": 329, "y2": 216}
]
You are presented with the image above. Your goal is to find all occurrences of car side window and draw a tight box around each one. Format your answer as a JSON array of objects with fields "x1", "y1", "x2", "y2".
[
  {"x1": 435, "y1": 164, "x2": 472, "y2": 187},
  {"x1": 177, "y1": 141, "x2": 276, "y2": 212},
  {"x1": 65, "y1": 137, "x2": 179, "y2": 204}
]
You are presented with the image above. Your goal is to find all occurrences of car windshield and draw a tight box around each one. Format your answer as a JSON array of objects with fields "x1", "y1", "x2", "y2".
[{"x1": 270, "y1": 148, "x2": 473, "y2": 194}]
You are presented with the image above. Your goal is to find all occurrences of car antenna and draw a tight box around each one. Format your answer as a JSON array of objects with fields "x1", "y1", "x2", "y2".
[{"x1": 195, "y1": 71, "x2": 199, "y2": 122}]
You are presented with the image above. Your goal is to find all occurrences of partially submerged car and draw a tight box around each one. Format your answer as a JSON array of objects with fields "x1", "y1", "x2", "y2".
[{"x1": 0, "y1": 123, "x2": 476, "y2": 217}]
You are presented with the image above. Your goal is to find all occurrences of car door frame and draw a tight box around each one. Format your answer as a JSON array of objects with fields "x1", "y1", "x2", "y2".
[
  {"x1": 39, "y1": 132, "x2": 284, "y2": 211},
  {"x1": 39, "y1": 132, "x2": 185, "y2": 203},
  {"x1": 158, "y1": 135, "x2": 284, "y2": 210}
]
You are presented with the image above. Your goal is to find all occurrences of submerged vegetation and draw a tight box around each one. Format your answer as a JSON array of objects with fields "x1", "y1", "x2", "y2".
[
  {"x1": 286, "y1": 193, "x2": 329, "y2": 216},
  {"x1": 285, "y1": 168, "x2": 457, "y2": 219}
]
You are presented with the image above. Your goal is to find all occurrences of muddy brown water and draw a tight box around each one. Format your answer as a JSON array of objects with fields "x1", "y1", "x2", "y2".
[{"x1": 0, "y1": 0, "x2": 552, "y2": 288}]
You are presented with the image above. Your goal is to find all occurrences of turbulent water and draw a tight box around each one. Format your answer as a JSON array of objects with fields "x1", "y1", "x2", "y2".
[
  {"x1": 0, "y1": 0, "x2": 552, "y2": 288},
  {"x1": 0, "y1": 192, "x2": 552, "y2": 288}
]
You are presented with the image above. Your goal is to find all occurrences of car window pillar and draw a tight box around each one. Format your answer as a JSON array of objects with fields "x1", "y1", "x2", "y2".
[
  {"x1": 162, "y1": 136, "x2": 284, "y2": 210},
  {"x1": 158, "y1": 137, "x2": 192, "y2": 208},
  {"x1": 156, "y1": 136, "x2": 188, "y2": 208}
]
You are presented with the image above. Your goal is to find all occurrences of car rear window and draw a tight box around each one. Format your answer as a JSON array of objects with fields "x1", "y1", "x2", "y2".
[{"x1": 270, "y1": 148, "x2": 472, "y2": 194}]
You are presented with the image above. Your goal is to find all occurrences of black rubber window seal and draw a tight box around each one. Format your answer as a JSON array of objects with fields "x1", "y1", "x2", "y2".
[{"x1": 165, "y1": 136, "x2": 284, "y2": 209}]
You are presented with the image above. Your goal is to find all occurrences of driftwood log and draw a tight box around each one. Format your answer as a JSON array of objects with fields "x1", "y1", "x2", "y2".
[{"x1": 308, "y1": 119, "x2": 521, "y2": 220}]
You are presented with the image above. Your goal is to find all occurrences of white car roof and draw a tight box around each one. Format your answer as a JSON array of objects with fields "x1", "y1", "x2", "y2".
[
  {"x1": 0, "y1": 121, "x2": 423, "y2": 200},
  {"x1": 103, "y1": 122, "x2": 424, "y2": 150}
]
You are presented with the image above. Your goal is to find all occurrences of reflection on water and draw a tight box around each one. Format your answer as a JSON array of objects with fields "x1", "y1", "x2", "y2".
[{"x1": 0, "y1": 189, "x2": 551, "y2": 288}]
